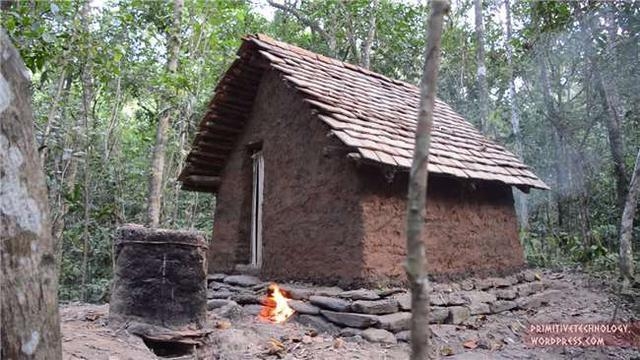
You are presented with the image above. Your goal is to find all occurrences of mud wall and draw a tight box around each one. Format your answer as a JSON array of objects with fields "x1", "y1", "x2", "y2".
[
  {"x1": 209, "y1": 70, "x2": 366, "y2": 285},
  {"x1": 360, "y1": 169, "x2": 524, "y2": 285}
]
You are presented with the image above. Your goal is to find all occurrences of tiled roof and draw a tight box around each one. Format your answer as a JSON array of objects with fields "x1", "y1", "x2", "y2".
[{"x1": 179, "y1": 34, "x2": 549, "y2": 192}]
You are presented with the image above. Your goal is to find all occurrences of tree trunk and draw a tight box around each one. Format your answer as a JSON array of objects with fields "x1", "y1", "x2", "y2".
[
  {"x1": 1, "y1": 28, "x2": 62, "y2": 360},
  {"x1": 146, "y1": 0, "x2": 183, "y2": 228},
  {"x1": 473, "y1": 0, "x2": 489, "y2": 134},
  {"x1": 406, "y1": 1, "x2": 449, "y2": 359},
  {"x1": 504, "y1": 0, "x2": 528, "y2": 231},
  {"x1": 360, "y1": 0, "x2": 379, "y2": 70},
  {"x1": 619, "y1": 148, "x2": 640, "y2": 283}
]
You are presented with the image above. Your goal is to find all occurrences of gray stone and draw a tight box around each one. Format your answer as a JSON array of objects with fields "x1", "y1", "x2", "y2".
[
  {"x1": 252, "y1": 282, "x2": 270, "y2": 291},
  {"x1": 351, "y1": 299, "x2": 398, "y2": 315},
  {"x1": 376, "y1": 288, "x2": 406, "y2": 297},
  {"x1": 289, "y1": 300, "x2": 321, "y2": 315},
  {"x1": 282, "y1": 286, "x2": 315, "y2": 300},
  {"x1": 309, "y1": 295, "x2": 350, "y2": 312},
  {"x1": 339, "y1": 327, "x2": 362, "y2": 337},
  {"x1": 468, "y1": 302, "x2": 491, "y2": 315},
  {"x1": 338, "y1": 289, "x2": 380, "y2": 300},
  {"x1": 297, "y1": 314, "x2": 339, "y2": 334},
  {"x1": 207, "y1": 299, "x2": 233, "y2": 310},
  {"x1": 447, "y1": 292, "x2": 471, "y2": 305},
  {"x1": 446, "y1": 306, "x2": 470, "y2": 325},
  {"x1": 516, "y1": 290, "x2": 559, "y2": 310},
  {"x1": 231, "y1": 293, "x2": 263, "y2": 305},
  {"x1": 490, "y1": 300, "x2": 517, "y2": 313},
  {"x1": 432, "y1": 283, "x2": 459, "y2": 293},
  {"x1": 242, "y1": 304, "x2": 263, "y2": 316},
  {"x1": 321, "y1": 310, "x2": 379, "y2": 328},
  {"x1": 523, "y1": 270, "x2": 537, "y2": 282},
  {"x1": 208, "y1": 289, "x2": 233, "y2": 299},
  {"x1": 208, "y1": 281, "x2": 226, "y2": 290},
  {"x1": 314, "y1": 286, "x2": 344, "y2": 297},
  {"x1": 493, "y1": 276, "x2": 516, "y2": 288},
  {"x1": 474, "y1": 278, "x2": 493, "y2": 290},
  {"x1": 207, "y1": 273, "x2": 227, "y2": 282},
  {"x1": 223, "y1": 275, "x2": 261, "y2": 287},
  {"x1": 361, "y1": 328, "x2": 397, "y2": 344},
  {"x1": 213, "y1": 301, "x2": 243, "y2": 319},
  {"x1": 529, "y1": 282, "x2": 545, "y2": 293},
  {"x1": 464, "y1": 291, "x2": 496, "y2": 304},
  {"x1": 494, "y1": 289, "x2": 517, "y2": 300},
  {"x1": 460, "y1": 280, "x2": 475, "y2": 291},
  {"x1": 429, "y1": 307, "x2": 449, "y2": 323},
  {"x1": 395, "y1": 330, "x2": 410, "y2": 342},
  {"x1": 376, "y1": 312, "x2": 411, "y2": 332},
  {"x1": 394, "y1": 293, "x2": 411, "y2": 310},
  {"x1": 515, "y1": 283, "x2": 534, "y2": 297},
  {"x1": 429, "y1": 293, "x2": 449, "y2": 306}
]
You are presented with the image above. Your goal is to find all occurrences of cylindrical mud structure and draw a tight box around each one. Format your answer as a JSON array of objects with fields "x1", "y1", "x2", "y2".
[{"x1": 109, "y1": 224, "x2": 208, "y2": 329}]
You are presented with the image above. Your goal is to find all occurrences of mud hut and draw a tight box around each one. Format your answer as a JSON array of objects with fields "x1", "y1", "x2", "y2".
[{"x1": 178, "y1": 34, "x2": 548, "y2": 287}]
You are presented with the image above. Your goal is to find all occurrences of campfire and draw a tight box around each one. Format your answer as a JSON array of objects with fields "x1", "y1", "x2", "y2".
[{"x1": 260, "y1": 283, "x2": 295, "y2": 323}]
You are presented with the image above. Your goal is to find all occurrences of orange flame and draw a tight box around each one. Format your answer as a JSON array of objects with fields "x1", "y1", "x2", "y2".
[{"x1": 260, "y1": 283, "x2": 295, "y2": 323}]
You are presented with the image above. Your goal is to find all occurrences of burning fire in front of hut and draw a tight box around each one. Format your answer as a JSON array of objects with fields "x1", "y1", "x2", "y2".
[{"x1": 260, "y1": 283, "x2": 295, "y2": 323}]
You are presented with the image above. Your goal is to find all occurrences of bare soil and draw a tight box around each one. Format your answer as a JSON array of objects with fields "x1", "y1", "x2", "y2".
[{"x1": 62, "y1": 269, "x2": 639, "y2": 360}]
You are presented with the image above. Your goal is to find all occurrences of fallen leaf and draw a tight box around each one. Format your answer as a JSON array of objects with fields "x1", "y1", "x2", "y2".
[
  {"x1": 462, "y1": 339, "x2": 478, "y2": 349},
  {"x1": 333, "y1": 338, "x2": 345, "y2": 349},
  {"x1": 440, "y1": 346, "x2": 455, "y2": 356},
  {"x1": 534, "y1": 273, "x2": 542, "y2": 281}
]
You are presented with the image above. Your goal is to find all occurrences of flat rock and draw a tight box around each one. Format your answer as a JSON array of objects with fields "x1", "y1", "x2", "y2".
[
  {"x1": 207, "y1": 273, "x2": 227, "y2": 282},
  {"x1": 395, "y1": 330, "x2": 410, "y2": 342},
  {"x1": 459, "y1": 280, "x2": 475, "y2": 291},
  {"x1": 468, "y1": 302, "x2": 491, "y2": 315},
  {"x1": 376, "y1": 288, "x2": 406, "y2": 297},
  {"x1": 314, "y1": 286, "x2": 344, "y2": 297},
  {"x1": 208, "y1": 289, "x2": 233, "y2": 299},
  {"x1": 208, "y1": 281, "x2": 226, "y2": 290},
  {"x1": 429, "y1": 307, "x2": 449, "y2": 323},
  {"x1": 376, "y1": 312, "x2": 411, "y2": 332},
  {"x1": 432, "y1": 283, "x2": 459, "y2": 293},
  {"x1": 339, "y1": 327, "x2": 362, "y2": 337},
  {"x1": 282, "y1": 286, "x2": 315, "y2": 300},
  {"x1": 529, "y1": 282, "x2": 545, "y2": 293},
  {"x1": 494, "y1": 289, "x2": 517, "y2": 300},
  {"x1": 207, "y1": 299, "x2": 234, "y2": 310},
  {"x1": 492, "y1": 277, "x2": 516, "y2": 288},
  {"x1": 523, "y1": 270, "x2": 537, "y2": 282},
  {"x1": 231, "y1": 293, "x2": 263, "y2": 305},
  {"x1": 490, "y1": 300, "x2": 517, "y2": 313},
  {"x1": 515, "y1": 283, "x2": 534, "y2": 297},
  {"x1": 223, "y1": 275, "x2": 261, "y2": 287},
  {"x1": 297, "y1": 314, "x2": 339, "y2": 334},
  {"x1": 447, "y1": 292, "x2": 470, "y2": 305},
  {"x1": 446, "y1": 306, "x2": 470, "y2": 325},
  {"x1": 361, "y1": 328, "x2": 397, "y2": 344},
  {"x1": 464, "y1": 290, "x2": 496, "y2": 304},
  {"x1": 242, "y1": 304, "x2": 263, "y2": 316},
  {"x1": 474, "y1": 278, "x2": 493, "y2": 290},
  {"x1": 309, "y1": 295, "x2": 350, "y2": 312},
  {"x1": 429, "y1": 293, "x2": 449, "y2": 306},
  {"x1": 351, "y1": 299, "x2": 398, "y2": 315},
  {"x1": 321, "y1": 310, "x2": 379, "y2": 328},
  {"x1": 338, "y1": 289, "x2": 380, "y2": 300},
  {"x1": 393, "y1": 293, "x2": 411, "y2": 310},
  {"x1": 516, "y1": 290, "x2": 559, "y2": 310},
  {"x1": 289, "y1": 300, "x2": 320, "y2": 315},
  {"x1": 213, "y1": 302, "x2": 243, "y2": 320}
]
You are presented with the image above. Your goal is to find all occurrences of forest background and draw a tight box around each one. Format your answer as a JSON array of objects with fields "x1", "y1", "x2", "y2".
[{"x1": 2, "y1": 0, "x2": 639, "y2": 302}]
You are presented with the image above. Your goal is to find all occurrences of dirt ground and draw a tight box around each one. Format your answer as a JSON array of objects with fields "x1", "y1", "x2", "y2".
[{"x1": 61, "y1": 269, "x2": 639, "y2": 360}]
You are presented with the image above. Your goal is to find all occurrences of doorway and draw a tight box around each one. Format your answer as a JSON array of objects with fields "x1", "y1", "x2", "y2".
[{"x1": 250, "y1": 150, "x2": 264, "y2": 268}]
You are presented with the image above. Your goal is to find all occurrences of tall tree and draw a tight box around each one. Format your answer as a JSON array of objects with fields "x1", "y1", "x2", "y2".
[
  {"x1": 1, "y1": 29, "x2": 62, "y2": 360},
  {"x1": 406, "y1": 1, "x2": 449, "y2": 359},
  {"x1": 504, "y1": 0, "x2": 528, "y2": 231},
  {"x1": 147, "y1": 0, "x2": 184, "y2": 227},
  {"x1": 473, "y1": 0, "x2": 489, "y2": 134},
  {"x1": 619, "y1": 148, "x2": 639, "y2": 283}
]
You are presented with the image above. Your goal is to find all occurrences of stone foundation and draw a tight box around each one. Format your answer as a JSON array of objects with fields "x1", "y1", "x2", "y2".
[{"x1": 206, "y1": 270, "x2": 551, "y2": 343}]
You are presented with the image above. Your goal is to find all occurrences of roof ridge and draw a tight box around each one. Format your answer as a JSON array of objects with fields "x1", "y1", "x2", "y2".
[{"x1": 249, "y1": 33, "x2": 419, "y2": 92}]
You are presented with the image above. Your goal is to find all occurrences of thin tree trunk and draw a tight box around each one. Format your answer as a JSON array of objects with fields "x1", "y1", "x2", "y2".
[
  {"x1": 406, "y1": 1, "x2": 449, "y2": 359},
  {"x1": 360, "y1": 0, "x2": 379, "y2": 70},
  {"x1": 619, "y1": 148, "x2": 640, "y2": 283},
  {"x1": 147, "y1": 0, "x2": 183, "y2": 228},
  {"x1": 473, "y1": 0, "x2": 489, "y2": 134},
  {"x1": 1, "y1": 28, "x2": 62, "y2": 360},
  {"x1": 40, "y1": 67, "x2": 67, "y2": 164},
  {"x1": 504, "y1": 0, "x2": 528, "y2": 231}
]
